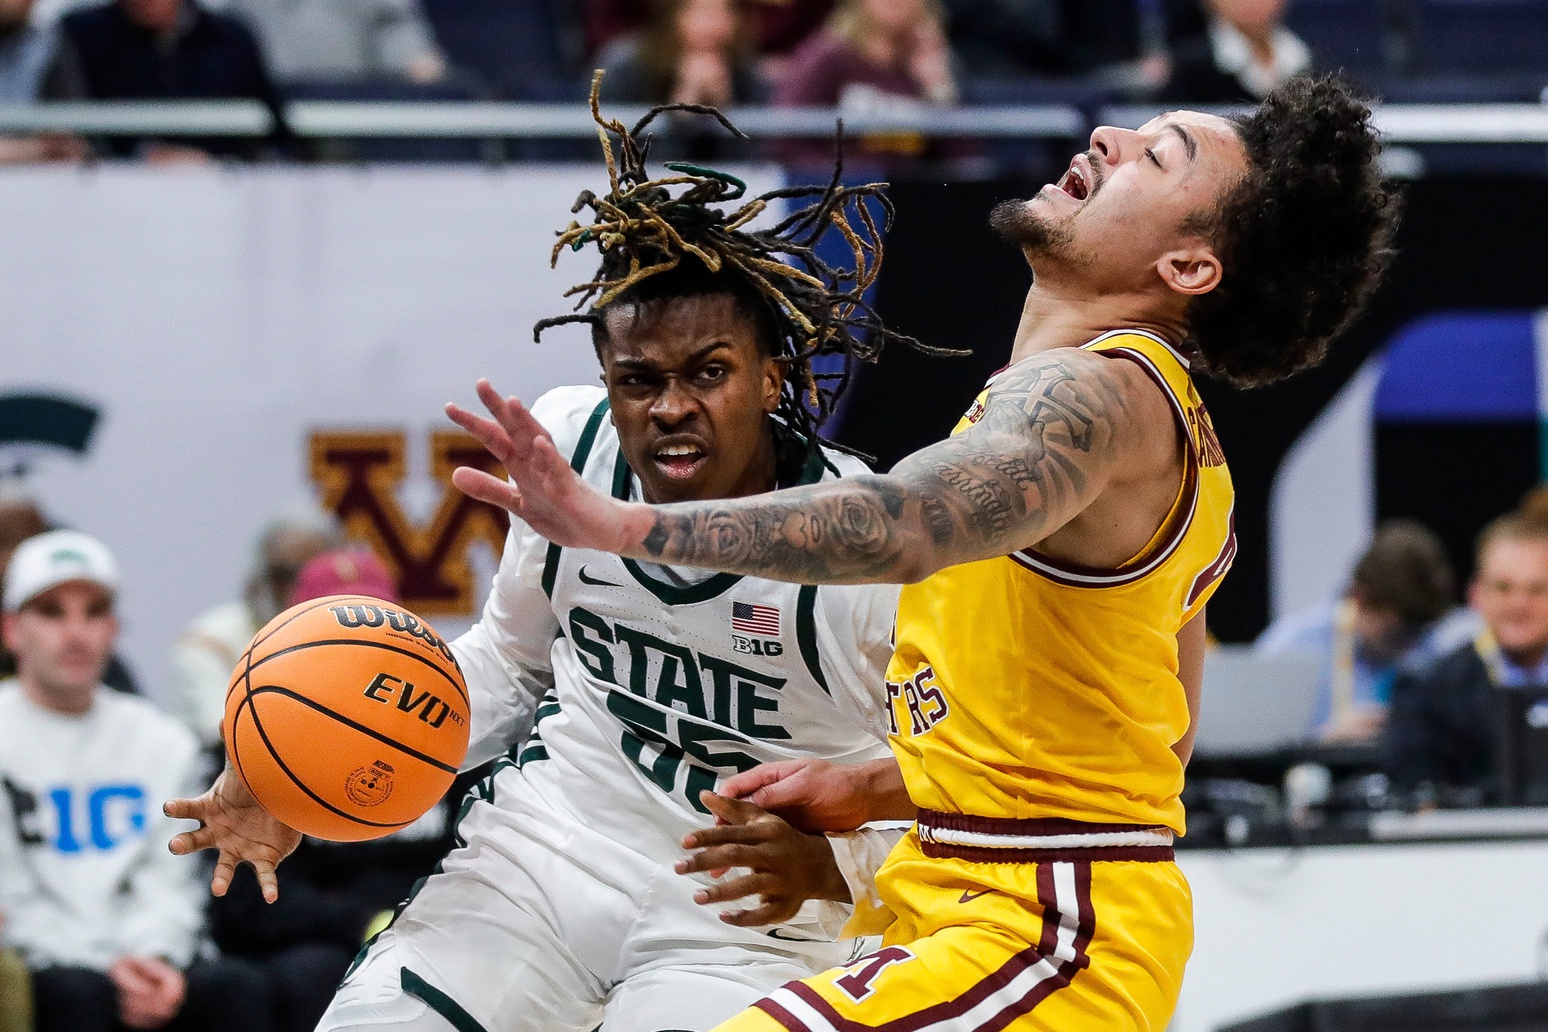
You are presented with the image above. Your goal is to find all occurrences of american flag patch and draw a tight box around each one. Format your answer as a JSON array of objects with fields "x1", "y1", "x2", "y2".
[{"x1": 732, "y1": 601, "x2": 781, "y2": 636}]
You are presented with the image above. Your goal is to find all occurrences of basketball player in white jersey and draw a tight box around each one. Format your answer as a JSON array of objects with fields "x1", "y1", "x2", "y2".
[{"x1": 165, "y1": 102, "x2": 941, "y2": 1032}]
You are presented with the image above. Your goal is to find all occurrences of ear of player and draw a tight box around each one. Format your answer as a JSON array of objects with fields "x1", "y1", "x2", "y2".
[{"x1": 222, "y1": 594, "x2": 471, "y2": 841}]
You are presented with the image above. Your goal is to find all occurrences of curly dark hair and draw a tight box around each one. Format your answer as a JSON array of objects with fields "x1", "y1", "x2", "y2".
[
  {"x1": 536, "y1": 72, "x2": 958, "y2": 455},
  {"x1": 1188, "y1": 74, "x2": 1401, "y2": 387}
]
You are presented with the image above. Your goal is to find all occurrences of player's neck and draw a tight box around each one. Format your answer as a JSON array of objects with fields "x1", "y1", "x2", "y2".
[{"x1": 1009, "y1": 279, "x2": 1187, "y2": 364}]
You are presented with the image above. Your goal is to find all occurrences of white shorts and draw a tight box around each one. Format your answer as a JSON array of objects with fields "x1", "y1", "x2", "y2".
[{"x1": 316, "y1": 763, "x2": 860, "y2": 1032}]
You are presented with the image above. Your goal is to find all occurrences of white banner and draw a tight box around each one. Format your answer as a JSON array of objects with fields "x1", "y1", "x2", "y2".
[{"x1": 0, "y1": 163, "x2": 784, "y2": 700}]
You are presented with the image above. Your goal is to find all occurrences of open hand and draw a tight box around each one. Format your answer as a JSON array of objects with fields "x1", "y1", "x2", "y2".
[
  {"x1": 675, "y1": 792, "x2": 848, "y2": 927},
  {"x1": 165, "y1": 767, "x2": 300, "y2": 902},
  {"x1": 446, "y1": 380, "x2": 650, "y2": 553}
]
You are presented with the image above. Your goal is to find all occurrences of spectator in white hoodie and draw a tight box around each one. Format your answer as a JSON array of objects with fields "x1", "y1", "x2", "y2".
[{"x1": 0, "y1": 530, "x2": 271, "y2": 1032}]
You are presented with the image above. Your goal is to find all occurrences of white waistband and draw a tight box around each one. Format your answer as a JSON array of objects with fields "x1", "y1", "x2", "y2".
[{"x1": 917, "y1": 825, "x2": 1175, "y2": 850}]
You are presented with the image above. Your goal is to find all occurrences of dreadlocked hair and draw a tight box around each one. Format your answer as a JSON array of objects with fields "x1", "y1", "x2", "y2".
[{"x1": 535, "y1": 71, "x2": 961, "y2": 459}]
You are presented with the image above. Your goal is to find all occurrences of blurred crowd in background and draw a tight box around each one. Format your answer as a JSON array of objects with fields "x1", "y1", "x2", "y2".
[
  {"x1": 3, "y1": 0, "x2": 1545, "y2": 164},
  {"x1": 0, "y1": 474, "x2": 1545, "y2": 1029},
  {"x1": 0, "y1": 496, "x2": 474, "y2": 1032}
]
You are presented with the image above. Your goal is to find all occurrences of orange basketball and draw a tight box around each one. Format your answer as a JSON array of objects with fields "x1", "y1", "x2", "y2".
[{"x1": 222, "y1": 594, "x2": 470, "y2": 842}]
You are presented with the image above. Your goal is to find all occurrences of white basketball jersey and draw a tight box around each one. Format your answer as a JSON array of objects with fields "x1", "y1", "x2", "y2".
[{"x1": 452, "y1": 386, "x2": 898, "y2": 857}]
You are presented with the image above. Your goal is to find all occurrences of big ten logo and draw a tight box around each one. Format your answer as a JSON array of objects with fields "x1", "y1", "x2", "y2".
[
  {"x1": 6, "y1": 781, "x2": 147, "y2": 854},
  {"x1": 731, "y1": 634, "x2": 783, "y2": 657},
  {"x1": 885, "y1": 665, "x2": 949, "y2": 737},
  {"x1": 362, "y1": 672, "x2": 465, "y2": 730},
  {"x1": 310, "y1": 430, "x2": 510, "y2": 617}
]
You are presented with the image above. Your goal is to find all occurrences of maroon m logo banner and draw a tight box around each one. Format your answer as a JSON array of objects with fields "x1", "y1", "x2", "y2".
[{"x1": 310, "y1": 430, "x2": 509, "y2": 616}]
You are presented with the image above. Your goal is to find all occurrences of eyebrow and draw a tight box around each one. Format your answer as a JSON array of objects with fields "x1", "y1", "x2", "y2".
[
  {"x1": 1167, "y1": 123, "x2": 1198, "y2": 163},
  {"x1": 611, "y1": 341, "x2": 733, "y2": 370}
]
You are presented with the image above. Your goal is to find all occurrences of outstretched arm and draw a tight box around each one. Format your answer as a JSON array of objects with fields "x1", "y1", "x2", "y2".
[{"x1": 449, "y1": 348, "x2": 1151, "y2": 585}]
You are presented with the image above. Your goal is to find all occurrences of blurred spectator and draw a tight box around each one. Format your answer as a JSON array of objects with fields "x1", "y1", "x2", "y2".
[
  {"x1": 598, "y1": 0, "x2": 763, "y2": 106},
  {"x1": 170, "y1": 510, "x2": 339, "y2": 751},
  {"x1": 1258, "y1": 520, "x2": 1479, "y2": 745},
  {"x1": 215, "y1": 0, "x2": 446, "y2": 85},
  {"x1": 60, "y1": 0, "x2": 282, "y2": 160},
  {"x1": 285, "y1": 546, "x2": 395, "y2": 607},
  {"x1": 0, "y1": 496, "x2": 48, "y2": 602},
  {"x1": 941, "y1": 0, "x2": 1062, "y2": 76},
  {"x1": 755, "y1": 0, "x2": 832, "y2": 57},
  {"x1": 0, "y1": 0, "x2": 89, "y2": 163},
  {"x1": 0, "y1": 494, "x2": 141, "y2": 696},
  {"x1": 1520, "y1": 483, "x2": 1548, "y2": 525},
  {"x1": 0, "y1": 530, "x2": 270, "y2": 1032},
  {"x1": 586, "y1": 0, "x2": 833, "y2": 62},
  {"x1": 1161, "y1": 0, "x2": 1311, "y2": 103},
  {"x1": 211, "y1": 547, "x2": 454, "y2": 1032},
  {"x1": 1384, "y1": 513, "x2": 1548, "y2": 802},
  {"x1": 775, "y1": 0, "x2": 957, "y2": 165}
]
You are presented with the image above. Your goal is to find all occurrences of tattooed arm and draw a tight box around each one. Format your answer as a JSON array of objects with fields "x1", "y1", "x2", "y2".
[{"x1": 448, "y1": 348, "x2": 1161, "y2": 585}]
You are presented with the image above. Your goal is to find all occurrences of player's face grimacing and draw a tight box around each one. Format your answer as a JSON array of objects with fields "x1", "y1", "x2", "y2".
[
  {"x1": 597, "y1": 292, "x2": 784, "y2": 505},
  {"x1": 994, "y1": 111, "x2": 1248, "y2": 297}
]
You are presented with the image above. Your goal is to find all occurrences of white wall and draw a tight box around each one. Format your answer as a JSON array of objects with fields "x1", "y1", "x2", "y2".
[{"x1": 1267, "y1": 358, "x2": 1383, "y2": 625}]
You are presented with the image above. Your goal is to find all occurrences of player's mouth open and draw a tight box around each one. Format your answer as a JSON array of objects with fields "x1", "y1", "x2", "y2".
[
  {"x1": 1057, "y1": 160, "x2": 1090, "y2": 201},
  {"x1": 654, "y1": 443, "x2": 706, "y2": 479}
]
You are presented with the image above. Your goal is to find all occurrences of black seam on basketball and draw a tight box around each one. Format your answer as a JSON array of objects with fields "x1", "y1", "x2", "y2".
[
  {"x1": 243, "y1": 688, "x2": 417, "y2": 830},
  {"x1": 229, "y1": 692, "x2": 256, "y2": 798},
  {"x1": 227, "y1": 597, "x2": 341, "y2": 707},
  {"x1": 247, "y1": 637, "x2": 469, "y2": 707},
  {"x1": 250, "y1": 596, "x2": 353, "y2": 653},
  {"x1": 247, "y1": 684, "x2": 460, "y2": 775}
]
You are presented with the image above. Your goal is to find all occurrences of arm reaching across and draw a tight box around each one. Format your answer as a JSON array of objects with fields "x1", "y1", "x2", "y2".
[
  {"x1": 448, "y1": 348, "x2": 1156, "y2": 585},
  {"x1": 720, "y1": 757, "x2": 915, "y2": 833}
]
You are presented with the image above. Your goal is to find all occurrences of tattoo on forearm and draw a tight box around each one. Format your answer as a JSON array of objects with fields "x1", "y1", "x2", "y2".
[{"x1": 639, "y1": 352, "x2": 1133, "y2": 583}]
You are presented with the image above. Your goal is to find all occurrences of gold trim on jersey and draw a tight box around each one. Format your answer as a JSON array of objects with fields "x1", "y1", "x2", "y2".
[{"x1": 1010, "y1": 341, "x2": 1200, "y2": 588}]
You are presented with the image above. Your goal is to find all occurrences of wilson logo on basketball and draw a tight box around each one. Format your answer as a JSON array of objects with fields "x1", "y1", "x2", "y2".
[
  {"x1": 309, "y1": 430, "x2": 509, "y2": 617},
  {"x1": 362, "y1": 672, "x2": 464, "y2": 729},
  {"x1": 329, "y1": 604, "x2": 457, "y2": 665}
]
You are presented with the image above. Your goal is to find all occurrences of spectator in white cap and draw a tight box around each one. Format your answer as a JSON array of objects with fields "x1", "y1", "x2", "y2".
[
  {"x1": 0, "y1": 494, "x2": 143, "y2": 696},
  {"x1": 0, "y1": 530, "x2": 272, "y2": 1032}
]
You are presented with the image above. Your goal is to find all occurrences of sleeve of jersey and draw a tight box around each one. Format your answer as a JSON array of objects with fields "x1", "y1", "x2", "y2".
[{"x1": 451, "y1": 386, "x2": 604, "y2": 770}]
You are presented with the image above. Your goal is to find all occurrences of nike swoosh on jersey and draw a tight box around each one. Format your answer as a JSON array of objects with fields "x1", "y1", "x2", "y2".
[
  {"x1": 958, "y1": 889, "x2": 995, "y2": 904},
  {"x1": 578, "y1": 566, "x2": 622, "y2": 588},
  {"x1": 766, "y1": 928, "x2": 823, "y2": 943}
]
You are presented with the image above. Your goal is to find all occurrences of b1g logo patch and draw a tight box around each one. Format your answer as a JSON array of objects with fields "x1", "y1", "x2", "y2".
[
  {"x1": 344, "y1": 761, "x2": 395, "y2": 807},
  {"x1": 730, "y1": 601, "x2": 783, "y2": 656}
]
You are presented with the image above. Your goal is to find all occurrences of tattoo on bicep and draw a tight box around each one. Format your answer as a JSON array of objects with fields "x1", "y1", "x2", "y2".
[
  {"x1": 637, "y1": 353, "x2": 1128, "y2": 582},
  {"x1": 888, "y1": 355, "x2": 1127, "y2": 558}
]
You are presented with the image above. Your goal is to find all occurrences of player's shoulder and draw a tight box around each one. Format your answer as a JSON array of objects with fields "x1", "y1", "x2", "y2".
[
  {"x1": 986, "y1": 342, "x2": 1175, "y2": 443},
  {"x1": 529, "y1": 385, "x2": 611, "y2": 463}
]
